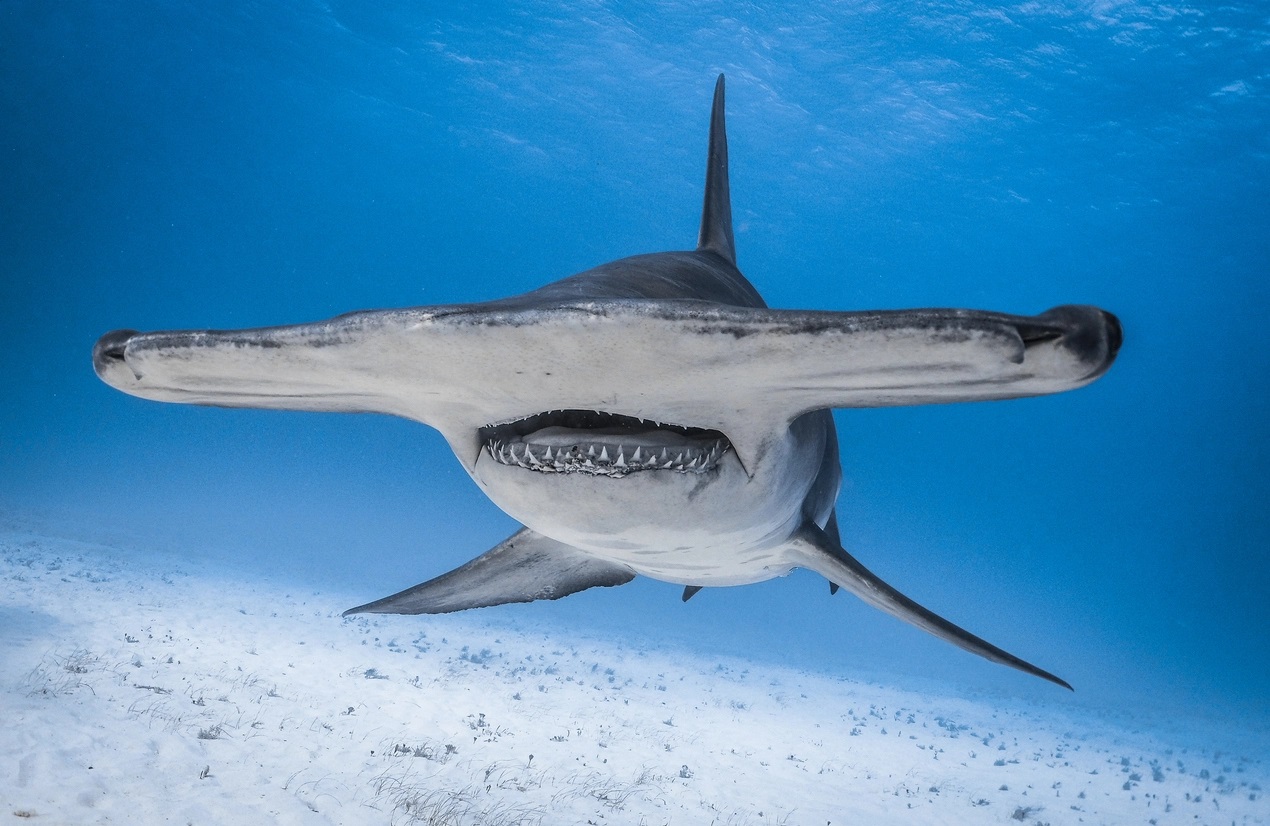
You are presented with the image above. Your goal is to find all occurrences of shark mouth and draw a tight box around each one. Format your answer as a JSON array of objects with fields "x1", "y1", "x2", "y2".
[{"x1": 478, "y1": 410, "x2": 731, "y2": 477}]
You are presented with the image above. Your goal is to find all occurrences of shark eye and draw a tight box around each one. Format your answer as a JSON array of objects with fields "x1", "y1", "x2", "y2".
[{"x1": 478, "y1": 410, "x2": 731, "y2": 476}]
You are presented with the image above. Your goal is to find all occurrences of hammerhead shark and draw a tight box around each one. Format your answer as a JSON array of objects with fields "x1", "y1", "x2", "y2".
[{"x1": 94, "y1": 76, "x2": 1120, "y2": 689}]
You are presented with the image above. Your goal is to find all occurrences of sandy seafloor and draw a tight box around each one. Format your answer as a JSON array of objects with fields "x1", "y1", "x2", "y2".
[{"x1": 2, "y1": 526, "x2": 1265, "y2": 826}]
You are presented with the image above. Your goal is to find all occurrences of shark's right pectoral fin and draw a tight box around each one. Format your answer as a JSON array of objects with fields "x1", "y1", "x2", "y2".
[
  {"x1": 343, "y1": 528, "x2": 635, "y2": 616},
  {"x1": 788, "y1": 523, "x2": 1072, "y2": 690}
]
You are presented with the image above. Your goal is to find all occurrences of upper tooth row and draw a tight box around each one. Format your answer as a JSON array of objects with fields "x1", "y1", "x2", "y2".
[
  {"x1": 485, "y1": 439, "x2": 727, "y2": 473},
  {"x1": 485, "y1": 412, "x2": 672, "y2": 429}
]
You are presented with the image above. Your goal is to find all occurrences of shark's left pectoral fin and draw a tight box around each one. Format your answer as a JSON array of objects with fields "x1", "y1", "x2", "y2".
[
  {"x1": 788, "y1": 523, "x2": 1072, "y2": 690},
  {"x1": 343, "y1": 528, "x2": 635, "y2": 616}
]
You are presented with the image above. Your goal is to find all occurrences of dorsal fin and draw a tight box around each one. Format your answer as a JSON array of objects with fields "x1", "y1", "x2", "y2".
[{"x1": 697, "y1": 74, "x2": 736, "y2": 267}]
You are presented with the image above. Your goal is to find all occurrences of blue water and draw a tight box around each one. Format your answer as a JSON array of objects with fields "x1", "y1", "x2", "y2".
[{"x1": 2, "y1": 2, "x2": 1267, "y2": 723}]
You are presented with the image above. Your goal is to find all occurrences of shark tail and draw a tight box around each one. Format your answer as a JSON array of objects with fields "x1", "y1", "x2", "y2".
[
  {"x1": 697, "y1": 73, "x2": 736, "y2": 266},
  {"x1": 788, "y1": 523, "x2": 1073, "y2": 690}
]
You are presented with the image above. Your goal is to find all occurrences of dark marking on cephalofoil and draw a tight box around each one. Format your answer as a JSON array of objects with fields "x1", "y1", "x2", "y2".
[{"x1": 94, "y1": 329, "x2": 137, "y2": 363}]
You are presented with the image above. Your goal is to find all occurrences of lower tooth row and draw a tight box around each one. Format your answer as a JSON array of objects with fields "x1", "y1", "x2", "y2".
[{"x1": 486, "y1": 440, "x2": 726, "y2": 473}]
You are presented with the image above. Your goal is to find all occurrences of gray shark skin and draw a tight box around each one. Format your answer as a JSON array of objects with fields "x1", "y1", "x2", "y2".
[{"x1": 93, "y1": 76, "x2": 1120, "y2": 690}]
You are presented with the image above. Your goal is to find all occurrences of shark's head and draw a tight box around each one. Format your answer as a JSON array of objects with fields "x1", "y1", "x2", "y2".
[{"x1": 92, "y1": 295, "x2": 1119, "y2": 571}]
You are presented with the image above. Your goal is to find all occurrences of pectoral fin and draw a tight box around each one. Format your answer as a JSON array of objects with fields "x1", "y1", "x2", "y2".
[
  {"x1": 343, "y1": 528, "x2": 635, "y2": 615},
  {"x1": 788, "y1": 523, "x2": 1072, "y2": 690},
  {"x1": 824, "y1": 510, "x2": 841, "y2": 595}
]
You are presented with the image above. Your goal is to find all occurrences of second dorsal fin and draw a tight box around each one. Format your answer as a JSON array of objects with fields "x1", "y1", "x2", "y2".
[{"x1": 697, "y1": 74, "x2": 736, "y2": 267}]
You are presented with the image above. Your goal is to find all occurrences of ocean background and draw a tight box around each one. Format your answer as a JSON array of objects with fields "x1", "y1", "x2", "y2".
[{"x1": 2, "y1": 0, "x2": 1266, "y2": 733}]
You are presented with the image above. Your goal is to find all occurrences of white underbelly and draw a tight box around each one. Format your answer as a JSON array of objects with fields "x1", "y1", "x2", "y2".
[{"x1": 589, "y1": 536, "x2": 798, "y2": 586}]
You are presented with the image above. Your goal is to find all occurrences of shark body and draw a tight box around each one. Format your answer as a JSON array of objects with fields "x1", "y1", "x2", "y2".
[{"x1": 93, "y1": 76, "x2": 1120, "y2": 689}]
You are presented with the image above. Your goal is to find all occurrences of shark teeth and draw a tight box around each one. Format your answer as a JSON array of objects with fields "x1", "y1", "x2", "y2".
[
  {"x1": 484, "y1": 437, "x2": 730, "y2": 477},
  {"x1": 477, "y1": 409, "x2": 732, "y2": 476}
]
